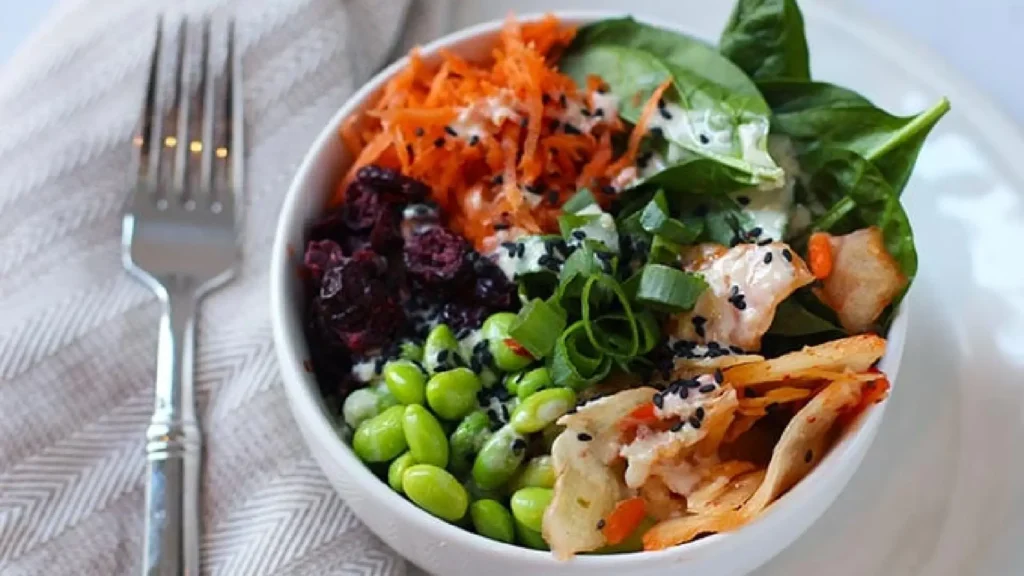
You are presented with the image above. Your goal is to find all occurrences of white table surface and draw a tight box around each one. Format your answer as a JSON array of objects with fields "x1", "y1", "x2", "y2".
[{"x1": 1, "y1": 0, "x2": 1022, "y2": 123}]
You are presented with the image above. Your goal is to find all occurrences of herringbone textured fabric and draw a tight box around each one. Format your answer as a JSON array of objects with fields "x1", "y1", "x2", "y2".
[{"x1": 0, "y1": 1, "x2": 447, "y2": 573}]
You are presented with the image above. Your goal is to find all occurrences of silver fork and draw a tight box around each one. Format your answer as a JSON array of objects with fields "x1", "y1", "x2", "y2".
[{"x1": 122, "y1": 18, "x2": 242, "y2": 576}]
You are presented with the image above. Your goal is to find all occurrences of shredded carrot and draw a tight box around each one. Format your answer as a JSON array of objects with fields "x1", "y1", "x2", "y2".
[
  {"x1": 607, "y1": 80, "x2": 672, "y2": 176},
  {"x1": 601, "y1": 497, "x2": 649, "y2": 545},
  {"x1": 808, "y1": 232, "x2": 834, "y2": 280},
  {"x1": 334, "y1": 14, "x2": 632, "y2": 250}
]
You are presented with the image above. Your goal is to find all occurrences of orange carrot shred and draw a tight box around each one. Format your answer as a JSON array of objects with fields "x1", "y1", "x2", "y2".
[
  {"x1": 608, "y1": 80, "x2": 672, "y2": 176},
  {"x1": 601, "y1": 498, "x2": 648, "y2": 545},
  {"x1": 808, "y1": 232, "x2": 834, "y2": 280}
]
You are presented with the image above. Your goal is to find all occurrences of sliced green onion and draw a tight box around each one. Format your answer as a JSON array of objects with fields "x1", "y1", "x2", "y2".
[
  {"x1": 639, "y1": 190, "x2": 703, "y2": 244},
  {"x1": 632, "y1": 310, "x2": 662, "y2": 354},
  {"x1": 561, "y1": 188, "x2": 597, "y2": 213},
  {"x1": 581, "y1": 275, "x2": 639, "y2": 359},
  {"x1": 509, "y1": 298, "x2": 567, "y2": 359},
  {"x1": 648, "y1": 235, "x2": 683, "y2": 265},
  {"x1": 634, "y1": 264, "x2": 707, "y2": 312},
  {"x1": 548, "y1": 321, "x2": 612, "y2": 391},
  {"x1": 557, "y1": 213, "x2": 596, "y2": 239}
]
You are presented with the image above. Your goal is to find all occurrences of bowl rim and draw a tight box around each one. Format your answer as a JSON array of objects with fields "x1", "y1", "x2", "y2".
[{"x1": 269, "y1": 9, "x2": 906, "y2": 568}]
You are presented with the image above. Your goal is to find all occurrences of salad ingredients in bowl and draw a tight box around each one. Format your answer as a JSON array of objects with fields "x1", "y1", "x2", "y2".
[{"x1": 284, "y1": 0, "x2": 947, "y2": 564}]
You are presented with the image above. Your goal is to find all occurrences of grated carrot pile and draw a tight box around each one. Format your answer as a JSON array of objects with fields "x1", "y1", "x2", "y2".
[{"x1": 335, "y1": 14, "x2": 661, "y2": 252}]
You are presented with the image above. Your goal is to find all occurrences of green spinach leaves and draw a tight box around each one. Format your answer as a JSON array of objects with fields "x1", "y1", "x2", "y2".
[{"x1": 720, "y1": 0, "x2": 810, "y2": 81}]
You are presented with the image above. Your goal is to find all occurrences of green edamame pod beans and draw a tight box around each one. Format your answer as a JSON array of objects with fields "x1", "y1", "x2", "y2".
[
  {"x1": 383, "y1": 360, "x2": 427, "y2": 405},
  {"x1": 403, "y1": 405, "x2": 449, "y2": 468},
  {"x1": 510, "y1": 487, "x2": 554, "y2": 533},
  {"x1": 342, "y1": 388, "x2": 383, "y2": 429},
  {"x1": 370, "y1": 382, "x2": 401, "y2": 411},
  {"x1": 424, "y1": 324, "x2": 462, "y2": 374},
  {"x1": 504, "y1": 372, "x2": 522, "y2": 396},
  {"x1": 510, "y1": 456, "x2": 556, "y2": 491},
  {"x1": 470, "y1": 500, "x2": 516, "y2": 544},
  {"x1": 515, "y1": 366, "x2": 554, "y2": 400},
  {"x1": 352, "y1": 405, "x2": 408, "y2": 463},
  {"x1": 399, "y1": 341, "x2": 423, "y2": 362},
  {"x1": 449, "y1": 411, "x2": 493, "y2": 477},
  {"x1": 483, "y1": 313, "x2": 534, "y2": 373},
  {"x1": 514, "y1": 517, "x2": 549, "y2": 550},
  {"x1": 472, "y1": 425, "x2": 527, "y2": 490},
  {"x1": 402, "y1": 464, "x2": 469, "y2": 522},
  {"x1": 426, "y1": 368, "x2": 481, "y2": 421},
  {"x1": 510, "y1": 388, "x2": 576, "y2": 434},
  {"x1": 388, "y1": 451, "x2": 417, "y2": 493}
]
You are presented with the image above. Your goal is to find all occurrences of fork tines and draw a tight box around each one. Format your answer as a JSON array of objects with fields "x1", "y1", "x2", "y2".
[{"x1": 135, "y1": 17, "x2": 241, "y2": 215}]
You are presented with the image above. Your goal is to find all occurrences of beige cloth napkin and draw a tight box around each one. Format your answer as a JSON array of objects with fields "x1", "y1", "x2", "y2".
[{"x1": 0, "y1": 1, "x2": 449, "y2": 574}]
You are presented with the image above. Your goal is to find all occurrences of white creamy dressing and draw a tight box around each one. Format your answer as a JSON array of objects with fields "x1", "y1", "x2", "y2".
[
  {"x1": 451, "y1": 91, "x2": 521, "y2": 140},
  {"x1": 650, "y1": 459, "x2": 705, "y2": 497},
  {"x1": 645, "y1": 103, "x2": 780, "y2": 182},
  {"x1": 522, "y1": 190, "x2": 544, "y2": 208},
  {"x1": 350, "y1": 359, "x2": 379, "y2": 383},
  {"x1": 458, "y1": 329, "x2": 484, "y2": 362},
  {"x1": 619, "y1": 423, "x2": 706, "y2": 488},
  {"x1": 570, "y1": 204, "x2": 620, "y2": 252},
  {"x1": 491, "y1": 235, "x2": 555, "y2": 280},
  {"x1": 589, "y1": 91, "x2": 620, "y2": 123},
  {"x1": 674, "y1": 242, "x2": 805, "y2": 350},
  {"x1": 730, "y1": 135, "x2": 803, "y2": 240}
]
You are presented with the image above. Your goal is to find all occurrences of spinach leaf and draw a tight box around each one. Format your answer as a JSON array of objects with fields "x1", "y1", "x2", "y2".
[
  {"x1": 757, "y1": 79, "x2": 872, "y2": 113},
  {"x1": 719, "y1": 0, "x2": 810, "y2": 81},
  {"x1": 770, "y1": 92, "x2": 950, "y2": 194},
  {"x1": 768, "y1": 294, "x2": 843, "y2": 336},
  {"x1": 561, "y1": 18, "x2": 784, "y2": 186},
  {"x1": 799, "y1": 147, "x2": 917, "y2": 286},
  {"x1": 638, "y1": 153, "x2": 760, "y2": 195}
]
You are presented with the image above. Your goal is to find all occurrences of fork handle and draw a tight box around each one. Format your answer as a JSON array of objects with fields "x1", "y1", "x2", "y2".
[{"x1": 143, "y1": 291, "x2": 201, "y2": 576}]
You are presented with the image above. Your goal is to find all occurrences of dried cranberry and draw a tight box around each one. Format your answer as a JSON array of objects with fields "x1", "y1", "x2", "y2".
[
  {"x1": 313, "y1": 250, "x2": 404, "y2": 355},
  {"x1": 307, "y1": 207, "x2": 348, "y2": 243},
  {"x1": 471, "y1": 256, "x2": 517, "y2": 309},
  {"x1": 303, "y1": 239, "x2": 344, "y2": 282},
  {"x1": 356, "y1": 165, "x2": 429, "y2": 202},
  {"x1": 342, "y1": 181, "x2": 386, "y2": 232},
  {"x1": 369, "y1": 205, "x2": 402, "y2": 253},
  {"x1": 404, "y1": 227, "x2": 469, "y2": 286}
]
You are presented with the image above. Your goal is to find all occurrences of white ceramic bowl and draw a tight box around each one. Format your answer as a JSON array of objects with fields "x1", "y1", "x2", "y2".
[{"x1": 270, "y1": 12, "x2": 908, "y2": 576}]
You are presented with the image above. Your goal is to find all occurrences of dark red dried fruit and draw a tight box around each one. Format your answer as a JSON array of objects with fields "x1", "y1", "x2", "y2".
[
  {"x1": 342, "y1": 181, "x2": 386, "y2": 232},
  {"x1": 356, "y1": 165, "x2": 429, "y2": 202},
  {"x1": 303, "y1": 239, "x2": 344, "y2": 282},
  {"x1": 404, "y1": 227, "x2": 469, "y2": 285},
  {"x1": 313, "y1": 250, "x2": 404, "y2": 355},
  {"x1": 470, "y1": 256, "x2": 517, "y2": 309}
]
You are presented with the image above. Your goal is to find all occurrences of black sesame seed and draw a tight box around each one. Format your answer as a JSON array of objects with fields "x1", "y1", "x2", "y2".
[
  {"x1": 763, "y1": 252, "x2": 774, "y2": 264},
  {"x1": 688, "y1": 416, "x2": 702, "y2": 429},
  {"x1": 695, "y1": 325, "x2": 706, "y2": 339},
  {"x1": 714, "y1": 369, "x2": 724, "y2": 384},
  {"x1": 594, "y1": 108, "x2": 605, "y2": 118},
  {"x1": 730, "y1": 285, "x2": 739, "y2": 298},
  {"x1": 692, "y1": 315, "x2": 707, "y2": 327},
  {"x1": 550, "y1": 119, "x2": 562, "y2": 132},
  {"x1": 581, "y1": 108, "x2": 592, "y2": 117},
  {"x1": 512, "y1": 439, "x2": 527, "y2": 454},
  {"x1": 758, "y1": 238, "x2": 773, "y2": 247},
  {"x1": 471, "y1": 358, "x2": 483, "y2": 373},
  {"x1": 637, "y1": 151, "x2": 653, "y2": 168},
  {"x1": 414, "y1": 127, "x2": 425, "y2": 137},
  {"x1": 501, "y1": 404, "x2": 511, "y2": 421},
  {"x1": 596, "y1": 519, "x2": 606, "y2": 530},
  {"x1": 492, "y1": 174, "x2": 504, "y2": 185},
  {"x1": 782, "y1": 249, "x2": 793, "y2": 262},
  {"x1": 493, "y1": 222, "x2": 510, "y2": 231},
  {"x1": 736, "y1": 195, "x2": 750, "y2": 206},
  {"x1": 524, "y1": 184, "x2": 538, "y2": 194},
  {"x1": 695, "y1": 406, "x2": 706, "y2": 420},
  {"x1": 729, "y1": 236, "x2": 742, "y2": 248},
  {"x1": 456, "y1": 327, "x2": 471, "y2": 340},
  {"x1": 653, "y1": 393, "x2": 664, "y2": 409},
  {"x1": 577, "y1": 432, "x2": 593, "y2": 442},
  {"x1": 729, "y1": 345, "x2": 744, "y2": 354},
  {"x1": 749, "y1": 227, "x2": 763, "y2": 238},
  {"x1": 433, "y1": 137, "x2": 445, "y2": 148},
  {"x1": 804, "y1": 449, "x2": 813, "y2": 463},
  {"x1": 732, "y1": 296, "x2": 747, "y2": 311},
  {"x1": 659, "y1": 107, "x2": 672, "y2": 120},
  {"x1": 547, "y1": 191, "x2": 560, "y2": 205},
  {"x1": 572, "y1": 230, "x2": 586, "y2": 241},
  {"x1": 686, "y1": 379, "x2": 702, "y2": 389},
  {"x1": 444, "y1": 125, "x2": 458, "y2": 137},
  {"x1": 516, "y1": 243, "x2": 526, "y2": 258},
  {"x1": 699, "y1": 133, "x2": 710, "y2": 145},
  {"x1": 437, "y1": 350, "x2": 449, "y2": 363},
  {"x1": 469, "y1": 135, "x2": 480, "y2": 146},
  {"x1": 699, "y1": 383, "x2": 717, "y2": 394},
  {"x1": 670, "y1": 421, "x2": 684, "y2": 432},
  {"x1": 520, "y1": 117, "x2": 529, "y2": 128},
  {"x1": 649, "y1": 126, "x2": 664, "y2": 139},
  {"x1": 542, "y1": 93, "x2": 552, "y2": 105},
  {"x1": 559, "y1": 93, "x2": 568, "y2": 108},
  {"x1": 563, "y1": 123, "x2": 582, "y2": 135}
]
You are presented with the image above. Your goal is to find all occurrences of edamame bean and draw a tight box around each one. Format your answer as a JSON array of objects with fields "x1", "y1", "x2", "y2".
[
  {"x1": 482, "y1": 313, "x2": 534, "y2": 373},
  {"x1": 470, "y1": 500, "x2": 516, "y2": 544},
  {"x1": 510, "y1": 487, "x2": 553, "y2": 533},
  {"x1": 514, "y1": 517, "x2": 549, "y2": 550},
  {"x1": 403, "y1": 404, "x2": 449, "y2": 468},
  {"x1": 515, "y1": 367, "x2": 554, "y2": 400},
  {"x1": 370, "y1": 381, "x2": 400, "y2": 411},
  {"x1": 504, "y1": 373, "x2": 522, "y2": 396},
  {"x1": 383, "y1": 360, "x2": 427, "y2": 405},
  {"x1": 352, "y1": 405, "x2": 408, "y2": 463},
  {"x1": 424, "y1": 324, "x2": 462, "y2": 374},
  {"x1": 342, "y1": 388, "x2": 383, "y2": 429},
  {"x1": 388, "y1": 451, "x2": 417, "y2": 493},
  {"x1": 510, "y1": 388, "x2": 576, "y2": 434},
  {"x1": 402, "y1": 464, "x2": 469, "y2": 522},
  {"x1": 449, "y1": 411, "x2": 493, "y2": 477},
  {"x1": 399, "y1": 341, "x2": 423, "y2": 362},
  {"x1": 426, "y1": 368, "x2": 481, "y2": 420},
  {"x1": 472, "y1": 425, "x2": 527, "y2": 490},
  {"x1": 510, "y1": 456, "x2": 555, "y2": 491}
]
